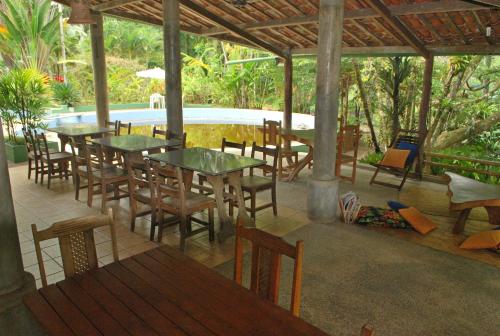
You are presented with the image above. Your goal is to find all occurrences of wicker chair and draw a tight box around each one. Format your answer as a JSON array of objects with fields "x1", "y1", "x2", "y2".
[
  {"x1": 32, "y1": 209, "x2": 118, "y2": 287},
  {"x1": 234, "y1": 225, "x2": 304, "y2": 317}
]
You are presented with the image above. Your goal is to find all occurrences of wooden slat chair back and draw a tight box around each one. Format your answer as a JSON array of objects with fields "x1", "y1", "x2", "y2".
[
  {"x1": 263, "y1": 118, "x2": 282, "y2": 147},
  {"x1": 198, "y1": 138, "x2": 247, "y2": 195},
  {"x1": 127, "y1": 159, "x2": 158, "y2": 240},
  {"x1": 32, "y1": 209, "x2": 118, "y2": 287},
  {"x1": 234, "y1": 225, "x2": 304, "y2": 317},
  {"x1": 22, "y1": 128, "x2": 39, "y2": 181},
  {"x1": 370, "y1": 129, "x2": 427, "y2": 190},
  {"x1": 104, "y1": 119, "x2": 118, "y2": 136},
  {"x1": 250, "y1": 142, "x2": 279, "y2": 180},
  {"x1": 149, "y1": 127, "x2": 187, "y2": 154},
  {"x1": 335, "y1": 124, "x2": 361, "y2": 183},
  {"x1": 34, "y1": 132, "x2": 72, "y2": 189},
  {"x1": 117, "y1": 121, "x2": 132, "y2": 135},
  {"x1": 152, "y1": 126, "x2": 168, "y2": 138},
  {"x1": 69, "y1": 137, "x2": 90, "y2": 201}
]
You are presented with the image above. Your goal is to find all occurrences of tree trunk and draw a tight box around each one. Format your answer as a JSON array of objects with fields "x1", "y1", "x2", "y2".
[
  {"x1": 353, "y1": 60, "x2": 381, "y2": 152},
  {"x1": 433, "y1": 112, "x2": 500, "y2": 149},
  {"x1": 391, "y1": 57, "x2": 401, "y2": 138}
]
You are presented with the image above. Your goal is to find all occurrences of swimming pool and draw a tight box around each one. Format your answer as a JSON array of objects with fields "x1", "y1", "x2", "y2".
[{"x1": 46, "y1": 107, "x2": 315, "y2": 129}]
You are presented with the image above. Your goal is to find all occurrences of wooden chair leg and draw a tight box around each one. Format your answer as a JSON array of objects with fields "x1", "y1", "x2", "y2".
[
  {"x1": 27, "y1": 158, "x2": 32, "y2": 179},
  {"x1": 87, "y1": 179, "x2": 94, "y2": 207},
  {"x1": 157, "y1": 210, "x2": 164, "y2": 243},
  {"x1": 75, "y1": 175, "x2": 80, "y2": 200},
  {"x1": 179, "y1": 216, "x2": 187, "y2": 251},
  {"x1": 101, "y1": 182, "x2": 107, "y2": 213},
  {"x1": 130, "y1": 198, "x2": 137, "y2": 232},
  {"x1": 398, "y1": 170, "x2": 410, "y2": 191},
  {"x1": 271, "y1": 185, "x2": 278, "y2": 216},
  {"x1": 34, "y1": 159, "x2": 39, "y2": 183},
  {"x1": 250, "y1": 191, "x2": 256, "y2": 219},
  {"x1": 149, "y1": 207, "x2": 157, "y2": 241},
  {"x1": 47, "y1": 163, "x2": 52, "y2": 189},
  {"x1": 369, "y1": 167, "x2": 380, "y2": 185},
  {"x1": 208, "y1": 207, "x2": 215, "y2": 242},
  {"x1": 199, "y1": 175, "x2": 205, "y2": 194},
  {"x1": 228, "y1": 185, "x2": 234, "y2": 217}
]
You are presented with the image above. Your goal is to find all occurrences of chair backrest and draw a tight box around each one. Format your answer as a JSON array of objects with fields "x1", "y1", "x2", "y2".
[
  {"x1": 390, "y1": 129, "x2": 425, "y2": 166},
  {"x1": 221, "y1": 137, "x2": 246, "y2": 156},
  {"x1": 85, "y1": 142, "x2": 107, "y2": 175},
  {"x1": 22, "y1": 128, "x2": 36, "y2": 156},
  {"x1": 250, "y1": 142, "x2": 279, "y2": 180},
  {"x1": 338, "y1": 124, "x2": 360, "y2": 154},
  {"x1": 152, "y1": 127, "x2": 187, "y2": 149},
  {"x1": 234, "y1": 225, "x2": 304, "y2": 316},
  {"x1": 151, "y1": 161, "x2": 187, "y2": 211},
  {"x1": 263, "y1": 118, "x2": 282, "y2": 147},
  {"x1": 34, "y1": 132, "x2": 51, "y2": 160},
  {"x1": 152, "y1": 126, "x2": 167, "y2": 138},
  {"x1": 118, "y1": 121, "x2": 132, "y2": 135},
  {"x1": 127, "y1": 159, "x2": 155, "y2": 199},
  {"x1": 68, "y1": 137, "x2": 87, "y2": 168},
  {"x1": 31, "y1": 209, "x2": 118, "y2": 287},
  {"x1": 104, "y1": 119, "x2": 118, "y2": 135}
]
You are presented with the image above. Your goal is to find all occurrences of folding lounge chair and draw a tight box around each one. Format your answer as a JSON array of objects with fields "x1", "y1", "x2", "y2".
[{"x1": 369, "y1": 129, "x2": 426, "y2": 191}]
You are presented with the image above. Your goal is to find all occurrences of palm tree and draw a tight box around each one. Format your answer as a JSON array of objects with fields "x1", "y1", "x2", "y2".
[{"x1": 0, "y1": 0, "x2": 60, "y2": 71}]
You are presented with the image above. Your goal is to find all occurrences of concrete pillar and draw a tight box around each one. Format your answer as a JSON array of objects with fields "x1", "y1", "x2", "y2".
[
  {"x1": 163, "y1": 0, "x2": 184, "y2": 137},
  {"x1": 90, "y1": 12, "x2": 109, "y2": 127},
  {"x1": 416, "y1": 56, "x2": 433, "y2": 177},
  {"x1": 307, "y1": 0, "x2": 344, "y2": 222},
  {"x1": 0, "y1": 119, "x2": 43, "y2": 335}
]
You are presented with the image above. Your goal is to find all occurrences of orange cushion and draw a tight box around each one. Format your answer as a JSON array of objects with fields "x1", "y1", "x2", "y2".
[
  {"x1": 399, "y1": 207, "x2": 437, "y2": 235},
  {"x1": 460, "y1": 230, "x2": 500, "y2": 250},
  {"x1": 380, "y1": 148, "x2": 410, "y2": 169}
]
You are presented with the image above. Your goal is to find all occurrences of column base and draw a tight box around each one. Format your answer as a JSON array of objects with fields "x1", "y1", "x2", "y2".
[
  {"x1": 0, "y1": 271, "x2": 36, "y2": 314},
  {"x1": 307, "y1": 177, "x2": 340, "y2": 223}
]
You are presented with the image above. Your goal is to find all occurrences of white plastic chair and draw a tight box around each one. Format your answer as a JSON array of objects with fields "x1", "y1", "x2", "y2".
[{"x1": 150, "y1": 93, "x2": 165, "y2": 109}]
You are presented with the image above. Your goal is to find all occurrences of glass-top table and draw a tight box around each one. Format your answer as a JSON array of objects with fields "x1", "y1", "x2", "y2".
[
  {"x1": 148, "y1": 148, "x2": 265, "y2": 242},
  {"x1": 91, "y1": 135, "x2": 181, "y2": 153},
  {"x1": 48, "y1": 124, "x2": 115, "y2": 149}
]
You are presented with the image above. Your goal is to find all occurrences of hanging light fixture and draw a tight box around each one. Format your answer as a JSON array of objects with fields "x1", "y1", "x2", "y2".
[{"x1": 67, "y1": 0, "x2": 95, "y2": 25}]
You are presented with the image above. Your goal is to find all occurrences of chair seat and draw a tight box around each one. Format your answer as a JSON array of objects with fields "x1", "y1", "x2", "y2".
[
  {"x1": 42, "y1": 152, "x2": 72, "y2": 161},
  {"x1": 241, "y1": 175, "x2": 273, "y2": 191},
  {"x1": 291, "y1": 145, "x2": 310, "y2": 153},
  {"x1": 134, "y1": 187, "x2": 154, "y2": 203},
  {"x1": 92, "y1": 166, "x2": 127, "y2": 179},
  {"x1": 160, "y1": 191, "x2": 215, "y2": 212}
]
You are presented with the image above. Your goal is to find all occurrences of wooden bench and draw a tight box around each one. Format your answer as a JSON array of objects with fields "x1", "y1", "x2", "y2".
[{"x1": 445, "y1": 172, "x2": 500, "y2": 233}]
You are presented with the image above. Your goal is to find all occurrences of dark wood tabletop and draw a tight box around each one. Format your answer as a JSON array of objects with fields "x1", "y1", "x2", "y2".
[
  {"x1": 48, "y1": 124, "x2": 115, "y2": 137},
  {"x1": 24, "y1": 245, "x2": 328, "y2": 336},
  {"x1": 91, "y1": 135, "x2": 182, "y2": 153},
  {"x1": 148, "y1": 147, "x2": 266, "y2": 176}
]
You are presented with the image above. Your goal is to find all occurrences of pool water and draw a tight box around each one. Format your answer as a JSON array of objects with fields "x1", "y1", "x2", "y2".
[{"x1": 46, "y1": 107, "x2": 314, "y2": 148}]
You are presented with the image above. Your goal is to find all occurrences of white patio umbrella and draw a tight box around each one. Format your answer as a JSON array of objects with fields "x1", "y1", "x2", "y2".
[{"x1": 136, "y1": 67, "x2": 165, "y2": 79}]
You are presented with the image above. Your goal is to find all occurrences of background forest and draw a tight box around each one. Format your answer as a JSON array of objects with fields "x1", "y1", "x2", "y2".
[{"x1": 0, "y1": 0, "x2": 499, "y2": 181}]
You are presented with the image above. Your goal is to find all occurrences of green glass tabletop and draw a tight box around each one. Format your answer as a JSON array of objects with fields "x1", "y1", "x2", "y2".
[
  {"x1": 291, "y1": 129, "x2": 315, "y2": 142},
  {"x1": 48, "y1": 124, "x2": 114, "y2": 137},
  {"x1": 91, "y1": 135, "x2": 181, "y2": 152},
  {"x1": 148, "y1": 147, "x2": 266, "y2": 176}
]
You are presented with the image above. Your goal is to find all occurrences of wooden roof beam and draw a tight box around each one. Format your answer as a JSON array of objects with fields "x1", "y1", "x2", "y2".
[
  {"x1": 364, "y1": 0, "x2": 430, "y2": 58},
  {"x1": 201, "y1": 0, "x2": 489, "y2": 36},
  {"x1": 459, "y1": 0, "x2": 500, "y2": 8},
  {"x1": 178, "y1": 0, "x2": 286, "y2": 58},
  {"x1": 92, "y1": 0, "x2": 144, "y2": 12}
]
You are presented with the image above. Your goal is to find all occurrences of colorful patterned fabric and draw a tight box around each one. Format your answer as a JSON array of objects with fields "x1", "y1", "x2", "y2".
[{"x1": 356, "y1": 206, "x2": 412, "y2": 229}]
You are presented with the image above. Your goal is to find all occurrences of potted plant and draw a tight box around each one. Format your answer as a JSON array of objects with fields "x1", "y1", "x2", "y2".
[
  {"x1": 0, "y1": 68, "x2": 58, "y2": 163},
  {"x1": 52, "y1": 82, "x2": 80, "y2": 113}
]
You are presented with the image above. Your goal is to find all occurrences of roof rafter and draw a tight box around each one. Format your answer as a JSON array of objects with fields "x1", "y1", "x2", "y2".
[
  {"x1": 201, "y1": 0, "x2": 489, "y2": 36},
  {"x1": 364, "y1": 0, "x2": 430, "y2": 58},
  {"x1": 178, "y1": 0, "x2": 286, "y2": 57},
  {"x1": 92, "y1": 0, "x2": 144, "y2": 11}
]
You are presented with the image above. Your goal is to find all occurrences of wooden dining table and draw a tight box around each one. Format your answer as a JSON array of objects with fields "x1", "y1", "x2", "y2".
[
  {"x1": 148, "y1": 147, "x2": 266, "y2": 242},
  {"x1": 23, "y1": 245, "x2": 328, "y2": 336}
]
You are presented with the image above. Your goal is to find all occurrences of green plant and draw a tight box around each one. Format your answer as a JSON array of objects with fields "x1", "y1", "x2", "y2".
[
  {"x1": 0, "y1": 68, "x2": 50, "y2": 143},
  {"x1": 360, "y1": 151, "x2": 384, "y2": 165},
  {"x1": 52, "y1": 82, "x2": 80, "y2": 107}
]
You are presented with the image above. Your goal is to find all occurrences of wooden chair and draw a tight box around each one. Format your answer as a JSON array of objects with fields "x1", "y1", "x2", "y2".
[
  {"x1": 85, "y1": 142, "x2": 129, "y2": 213},
  {"x1": 234, "y1": 225, "x2": 304, "y2": 317},
  {"x1": 32, "y1": 209, "x2": 118, "y2": 287},
  {"x1": 151, "y1": 161, "x2": 215, "y2": 250},
  {"x1": 335, "y1": 124, "x2": 361, "y2": 184},
  {"x1": 34, "y1": 132, "x2": 72, "y2": 189},
  {"x1": 150, "y1": 126, "x2": 187, "y2": 153},
  {"x1": 22, "y1": 128, "x2": 42, "y2": 182},
  {"x1": 198, "y1": 137, "x2": 246, "y2": 194},
  {"x1": 104, "y1": 119, "x2": 118, "y2": 136},
  {"x1": 262, "y1": 118, "x2": 298, "y2": 180},
  {"x1": 69, "y1": 137, "x2": 89, "y2": 201},
  {"x1": 127, "y1": 159, "x2": 158, "y2": 240},
  {"x1": 236, "y1": 142, "x2": 279, "y2": 219},
  {"x1": 117, "y1": 121, "x2": 132, "y2": 135},
  {"x1": 370, "y1": 129, "x2": 426, "y2": 191}
]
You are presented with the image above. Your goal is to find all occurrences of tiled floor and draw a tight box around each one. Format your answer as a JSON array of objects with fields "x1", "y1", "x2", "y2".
[{"x1": 9, "y1": 148, "x2": 498, "y2": 288}]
